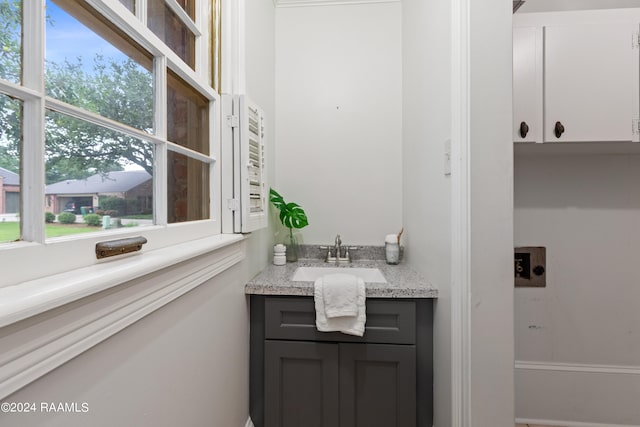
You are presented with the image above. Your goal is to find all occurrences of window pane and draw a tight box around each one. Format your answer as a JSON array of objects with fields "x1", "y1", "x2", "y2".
[
  {"x1": 148, "y1": 0, "x2": 195, "y2": 69},
  {"x1": 0, "y1": 94, "x2": 21, "y2": 243},
  {"x1": 177, "y1": 0, "x2": 195, "y2": 20},
  {"x1": 0, "y1": 0, "x2": 21, "y2": 84},
  {"x1": 45, "y1": 0, "x2": 153, "y2": 132},
  {"x1": 45, "y1": 110, "x2": 154, "y2": 238},
  {"x1": 118, "y1": 0, "x2": 134, "y2": 13},
  {"x1": 167, "y1": 70, "x2": 209, "y2": 155},
  {"x1": 167, "y1": 151, "x2": 209, "y2": 223}
]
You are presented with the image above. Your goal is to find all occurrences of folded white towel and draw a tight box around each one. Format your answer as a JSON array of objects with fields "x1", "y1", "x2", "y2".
[
  {"x1": 322, "y1": 273, "x2": 359, "y2": 318},
  {"x1": 314, "y1": 273, "x2": 366, "y2": 337}
]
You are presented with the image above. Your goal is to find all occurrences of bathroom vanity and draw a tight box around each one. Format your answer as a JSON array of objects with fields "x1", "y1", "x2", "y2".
[{"x1": 246, "y1": 259, "x2": 437, "y2": 427}]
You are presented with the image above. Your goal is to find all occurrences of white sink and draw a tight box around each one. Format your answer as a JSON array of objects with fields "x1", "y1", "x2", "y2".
[{"x1": 291, "y1": 266, "x2": 387, "y2": 283}]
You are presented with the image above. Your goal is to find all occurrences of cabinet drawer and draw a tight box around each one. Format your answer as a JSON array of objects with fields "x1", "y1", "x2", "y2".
[{"x1": 264, "y1": 296, "x2": 416, "y2": 344}]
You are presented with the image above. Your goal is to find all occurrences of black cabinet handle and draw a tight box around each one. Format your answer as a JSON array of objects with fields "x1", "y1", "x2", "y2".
[
  {"x1": 519, "y1": 121, "x2": 529, "y2": 138},
  {"x1": 554, "y1": 121, "x2": 565, "y2": 138}
]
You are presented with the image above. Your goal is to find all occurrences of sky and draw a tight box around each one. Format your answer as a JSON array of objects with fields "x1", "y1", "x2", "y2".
[
  {"x1": 44, "y1": 1, "x2": 148, "y2": 172},
  {"x1": 45, "y1": 1, "x2": 128, "y2": 73}
]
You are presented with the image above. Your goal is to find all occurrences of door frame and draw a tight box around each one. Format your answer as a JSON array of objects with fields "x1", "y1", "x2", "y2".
[{"x1": 450, "y1": 0, "x2": 515, "y2": 426}]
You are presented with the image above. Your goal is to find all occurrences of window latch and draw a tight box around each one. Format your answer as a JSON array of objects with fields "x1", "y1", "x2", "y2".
[{"x1": 96, "y1": 236, "x2": 147, "y2": 259}]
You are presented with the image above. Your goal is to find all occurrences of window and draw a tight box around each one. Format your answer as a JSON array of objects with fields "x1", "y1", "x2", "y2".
[
  {"x1": 147, "y1": 0, "x2": 197, "y2": 69},
  {"x1": 0, "y1": 0, "x2": 221, "y2": 285}
]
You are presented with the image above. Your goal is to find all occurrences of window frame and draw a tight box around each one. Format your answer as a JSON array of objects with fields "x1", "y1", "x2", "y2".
[{"x1": 0, "y1": 0, "x2": 223, "y2": 287}]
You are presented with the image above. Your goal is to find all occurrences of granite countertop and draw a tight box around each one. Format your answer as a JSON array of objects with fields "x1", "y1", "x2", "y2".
[{"x1": 245, "y1": 258, "x2": 438, "y2": 298}]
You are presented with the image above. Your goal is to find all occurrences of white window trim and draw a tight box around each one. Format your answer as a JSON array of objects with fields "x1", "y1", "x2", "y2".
[
  {"x1": 22, "y1": 0, "x2": 46, "y2": 244},
  {"x1": 0, "y1": 233, "x2": 244, "y2": 328},
  {"x1": 164, "y1": 0, "x2": 201, "y2": 37},
  {"x1": 0, "y1": 0, "x2": 225, "y2": 287}
]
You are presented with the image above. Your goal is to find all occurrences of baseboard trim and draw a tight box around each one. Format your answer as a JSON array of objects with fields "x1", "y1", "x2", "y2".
[
  {"x1": 0, "y1": 241, "x2": 245, "y2": 400},
  {"x1": 516, "y1": 418, "x2": 640, "y2": 427},
  {"x1": 516, "y1": 360, "x2": 640, "y2": 375}
]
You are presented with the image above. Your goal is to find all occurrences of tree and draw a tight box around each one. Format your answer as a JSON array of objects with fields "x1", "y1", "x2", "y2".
[
  {"x1": 44, "y1": 54, "x2": 154, "y2": 182},
  {"x1": 0, "y1": 0, "x2": 20, "y2": 83},
  {"x1": 0, "y1": 0, "x2": 21, "y2": 175},
  {"x1": 0, "y1": 2, "x2": 155, "y2": 183}
]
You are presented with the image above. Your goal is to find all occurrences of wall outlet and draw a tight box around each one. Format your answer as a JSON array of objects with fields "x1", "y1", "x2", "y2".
[{"x1": 514, "y1": 246, "x2": 546, "y2": 287}]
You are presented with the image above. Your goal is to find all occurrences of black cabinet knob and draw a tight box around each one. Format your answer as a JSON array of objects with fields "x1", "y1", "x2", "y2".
[
  {"x1": 533, "y1": 265, "x2": 545, "y2": 276},
  {"x1": 519, "y1": 121, "x2": 529, "y2": 138},
  {"x1": 554, "y1": 121, "x2": 565, "y2": 138}
]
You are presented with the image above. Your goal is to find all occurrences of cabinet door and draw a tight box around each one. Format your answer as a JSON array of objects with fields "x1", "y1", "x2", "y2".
[
  {"x1": 264, "y1": 341, "x2": 339, "y2": 427},
  {"x1": 513, "y1": 26, "x2": 543, "y2": 142},
  {"x1": 544, "y1": 23, "x2": 639, "y2": 142},
  {"x1": 339, "y1": 343, "x2": 416, "y2": 427}
]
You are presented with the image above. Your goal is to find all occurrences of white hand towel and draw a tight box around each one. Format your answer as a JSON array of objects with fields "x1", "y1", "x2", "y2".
[
  {"x1": 314, "y1": 273, "x2": 366, "y2": 337},
  {"x1": 322, "y1": 273, "x2": 359, "y2": 318}
]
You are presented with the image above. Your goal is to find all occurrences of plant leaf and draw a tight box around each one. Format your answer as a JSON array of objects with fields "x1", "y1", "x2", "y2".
[{"x1": 269, "y1": 187, "x2": 309, "y2": 230}]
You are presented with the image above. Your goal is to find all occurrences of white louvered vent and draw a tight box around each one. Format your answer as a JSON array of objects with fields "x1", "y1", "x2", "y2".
[
  {"x1": 222, "y1": 95, "x2": 268, "y2": 233},
  {"x1": 244, "y1": 100, "x2": 267, "y2": 221}
]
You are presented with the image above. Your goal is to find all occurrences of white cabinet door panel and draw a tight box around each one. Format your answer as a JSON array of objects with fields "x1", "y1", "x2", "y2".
[
  {"x1": 513, "y1": 26, "x2": 543, "y2": 142},
  {"x1": 544, "y1": 24, "x2": 637, "y2": 142}
]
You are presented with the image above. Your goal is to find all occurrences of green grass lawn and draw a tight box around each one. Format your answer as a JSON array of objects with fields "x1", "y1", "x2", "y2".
[{"x1": 0, "y1": 222, "x2": 99, "y2": 243}]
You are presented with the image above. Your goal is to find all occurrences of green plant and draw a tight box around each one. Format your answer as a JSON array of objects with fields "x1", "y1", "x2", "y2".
[
  {"x1": 269, "y1": 188, "x2": 309, "y2": 239},
  {"x1": 84, "y1": 213, "x2": 102, "y2": 227},
  {"x1": 45, "y1": 212, "x2": 55, "y2": 223},
  {"x1": 57, "y1": 212, "x2": 76, "y2": 224},
  {"x1": 98, "y1": 196, "x2": 125, "y2": 216}
]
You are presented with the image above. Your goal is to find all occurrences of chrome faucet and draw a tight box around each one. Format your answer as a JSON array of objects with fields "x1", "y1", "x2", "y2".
[{"x1": 320, "y1": 234, "x2": 358, "y2": 264}]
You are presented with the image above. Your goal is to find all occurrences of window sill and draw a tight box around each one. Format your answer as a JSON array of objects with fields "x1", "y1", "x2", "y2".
[{"x1": 0, "y1": 233, "x2": 245, "y2": 329}]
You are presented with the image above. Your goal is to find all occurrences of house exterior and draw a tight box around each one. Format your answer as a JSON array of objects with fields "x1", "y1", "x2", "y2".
[
  {"x1": 45, "y1": 170, "x2": 152, "y2": 215},
  {"x1": 0, "y1": 166, "x2": 20, "y2": 215}
]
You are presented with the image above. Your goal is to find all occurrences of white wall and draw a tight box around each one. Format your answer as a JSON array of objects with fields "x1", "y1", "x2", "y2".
[
  {"x1": 0, "y1": 264, "x2": 252, "y2": 427},
  {"x1": 514, "y1": 151, "x2": 640, "y2": 425},
  {"x1": 274, "y1": 2, "x2": 402, "y2": 245},
  {"x1": 401, "y1": 0, "x2": 452, "y2": 425},
  {"x1": 244, "y1": 0, "x2": 276, "y2": 271}
]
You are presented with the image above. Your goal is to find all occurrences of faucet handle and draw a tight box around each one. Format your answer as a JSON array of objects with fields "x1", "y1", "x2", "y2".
[
  {"x1": 319, "y1": 245, "x2": 332, "y2": 261},
  {"x1": 343, "y1": 246, "x2": 361, "y2": 262},
  {"x1": 335, "y1": 234, "x2": 341, "y2": 246},
  {"x1": 344, "y1": 246, "x2": 352, "y2": 262}
]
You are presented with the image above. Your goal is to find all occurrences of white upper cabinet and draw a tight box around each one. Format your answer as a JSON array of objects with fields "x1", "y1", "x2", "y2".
[
  {"x1": 513, "y1": 10, "x2": 640, "y2": 144},
  {"x1": 513, "y1": 26, "x2": 543, "y2": 142},
  {"x1": 544, "y1": 23, "x2": 638, "y2": 142}
]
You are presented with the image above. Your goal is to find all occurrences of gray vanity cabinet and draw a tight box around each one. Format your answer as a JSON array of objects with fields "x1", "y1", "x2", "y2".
[
  {"x1": 264, "y1": 340, "x2": 340, "y2": 427},
  {"x1": 339, "y1": 343, "x2": 416, "y2": 427},
  {"x1": 250, "y1": 295, "x2": 433, "y2": 427}
]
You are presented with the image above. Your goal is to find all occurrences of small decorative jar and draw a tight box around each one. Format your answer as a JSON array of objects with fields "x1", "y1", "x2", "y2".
[
  {"x1": 273, "y1": 244, "x2": 287, "y2": 266},
  {"x1": 385, "y1": 234, "x2": 400, "y2": 265}
]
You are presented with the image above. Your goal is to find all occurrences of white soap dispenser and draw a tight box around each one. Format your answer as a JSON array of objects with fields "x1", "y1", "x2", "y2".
[{"x1": 273, "y1": 244, "x2": 286, "y2": 266}]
